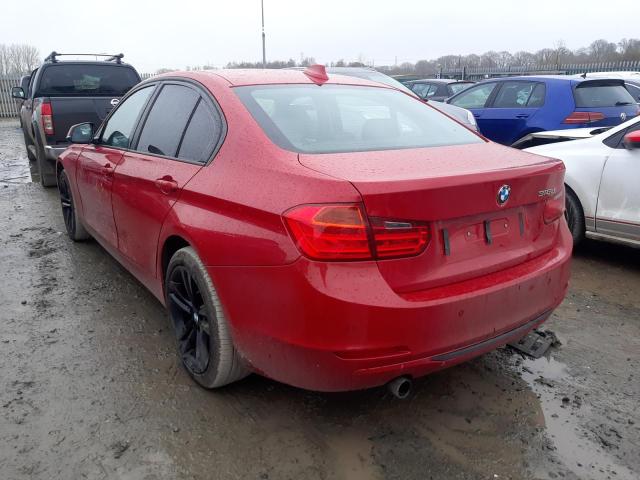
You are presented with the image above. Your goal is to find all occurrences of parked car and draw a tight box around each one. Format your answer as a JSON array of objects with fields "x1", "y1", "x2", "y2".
[
  {"x1": 11, "y1": 52, "x2": 141, "y2": 187},
  {"x1": 446, "y1": 76, "x2": 640, "y2": 147},
  {"x1": 294, "y1": 66, "x2": 479, "y2": 131},
  {"x1": 573, "y1": 71, "x2": 640, "y2": 102},
  {"x1": 57, "y1": 66, "x2": 571, "y2": 393},
  {"x1": 525, "y1": 116, "x2": 640, "y2": 248},
  {"x1": 406, "y1": 79, "x2": 475, "y2": 102}
]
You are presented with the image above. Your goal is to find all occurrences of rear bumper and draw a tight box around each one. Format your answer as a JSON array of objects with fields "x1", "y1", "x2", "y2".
[
  {"x1": 45, "y1": 145, "x2": 67, "y2": 161},
  {"x1": 208, "y1": 222, "x2": 572, "y2": 392}
]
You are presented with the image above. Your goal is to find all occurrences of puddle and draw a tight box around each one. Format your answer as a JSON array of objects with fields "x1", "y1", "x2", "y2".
[
  {"x1": 518, "y1": 354, "x2": 636, "y2": 480},
  {"x1": 0, "y1": 120, "x2": 37, "y2": 185}
]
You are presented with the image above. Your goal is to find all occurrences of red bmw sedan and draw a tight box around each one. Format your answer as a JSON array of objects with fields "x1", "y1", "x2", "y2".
[{"x1": 57, "y1": 66, "x2": 571, "y2": 393}]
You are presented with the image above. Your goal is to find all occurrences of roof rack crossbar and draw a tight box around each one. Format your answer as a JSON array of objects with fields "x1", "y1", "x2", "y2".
[{"x1": 44, "y1": 52, "x2": 125, "y2": 64}]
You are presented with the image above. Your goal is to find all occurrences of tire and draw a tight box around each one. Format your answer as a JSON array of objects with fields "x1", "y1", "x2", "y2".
[
  {"x1": 58, "y1": 169, "x2": 90, "y2": 241},
  {"x1": 565, "y1": 187, "x2": 585, "y2": 247},
  {"x1": 165, "y1": 247, "x2": 249, "y2": 388},
  {"x1": 33, "y1": 128, "x2": 56, "y2": 188},
  {"x1": 22, "y1": 125, "x2": 36, "y2": 162}
]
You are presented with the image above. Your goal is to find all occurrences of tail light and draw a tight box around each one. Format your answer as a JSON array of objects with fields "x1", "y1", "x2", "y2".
[
  {"x1": 40, "y1": 100, "x2": 54, "y2": 135},
  {"x1": 283, "y1": 204, "x2": 430, "y2": 261},
  {"x1": 562, "y1": 111, "x2": 604, "y2": 124},
  {"x1": 543, "y1": 189, "x2": 565, "y2": 224}
]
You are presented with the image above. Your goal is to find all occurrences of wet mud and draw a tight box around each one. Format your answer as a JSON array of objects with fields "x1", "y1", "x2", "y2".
[{"x1": 1, "y1": 120, "x2": 639, "y2": 479}]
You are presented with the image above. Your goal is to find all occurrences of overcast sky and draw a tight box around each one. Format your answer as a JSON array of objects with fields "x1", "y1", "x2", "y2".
[{"x1": 2, "y1": 0, "x2": 637, "y2": 72}]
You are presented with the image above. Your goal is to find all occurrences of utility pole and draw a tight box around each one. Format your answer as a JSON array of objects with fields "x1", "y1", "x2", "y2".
[{"x1": 261, "y1": 0, "x2": 266, "y2": 68}]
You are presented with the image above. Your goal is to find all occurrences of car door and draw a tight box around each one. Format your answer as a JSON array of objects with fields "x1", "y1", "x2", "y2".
[
  {"x1": 111, "y1": 82, "x2": 224, "y2": 278},
  {"x1": 448, "y1": 82, "x2": 499, "y2": 136},
  {"x1": 75, "y1": 85, "x2": 154, "y2": 246},
  {"x1": 478, "y1": 81, "x2": 546, "y2": 145},
  {"x1": 595, "y1": 122, "x2": 640, "y2": 240}
]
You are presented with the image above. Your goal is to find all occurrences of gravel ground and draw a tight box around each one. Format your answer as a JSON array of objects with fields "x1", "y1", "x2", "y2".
[{"x1": 0, "y1": 119, "x2": 639, "y2": 480}]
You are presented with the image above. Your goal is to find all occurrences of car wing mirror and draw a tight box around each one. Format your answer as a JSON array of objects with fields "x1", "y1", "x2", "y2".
[
  {"x1": 11, "y1": 87, "x2": 25, "y2": 99},
  {"x1": 66, "y1": 123, "x2": 95, "y2": 144},
  {"x1": 622, "y1": 130, "x2": 640, "y2": 150}
]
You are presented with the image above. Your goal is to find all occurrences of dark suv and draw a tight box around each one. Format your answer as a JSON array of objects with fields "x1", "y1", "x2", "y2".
[{"x1": 12, "y1": 52, "x2": 141, "y2": 186}]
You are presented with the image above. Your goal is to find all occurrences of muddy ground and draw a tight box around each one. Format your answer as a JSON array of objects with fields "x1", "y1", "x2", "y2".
[{"x1": 0, "y1": 118, "x2": 638, "y2": 480}]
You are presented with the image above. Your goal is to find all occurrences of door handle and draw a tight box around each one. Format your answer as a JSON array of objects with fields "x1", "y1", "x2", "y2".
[
  {"x1": 515, "y1": 114, "x2": 530, "y2": 119},
  {"x1": 102, "y1": 163, "x2": 114, "y2": 177},
  {"x1": 154, "y1": 176, "x2": 178, "y2": 194},
  {"x1": 473, "y1": 113, "x2": 481, "y2": 118}
]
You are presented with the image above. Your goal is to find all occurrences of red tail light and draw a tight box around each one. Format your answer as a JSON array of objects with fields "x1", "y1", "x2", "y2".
[
  {"x1": 562, "y1": 111, "x2": 604, "y2": 124},
  {"x1": 40, "y1": 101, "x2": 54, "y2": 135},
  {"x1": 543, "y1": 190, "x2": 565, "y2": 224},
  {"x1": 283, "y1": 204, "x2": 430, "y2": 261}
]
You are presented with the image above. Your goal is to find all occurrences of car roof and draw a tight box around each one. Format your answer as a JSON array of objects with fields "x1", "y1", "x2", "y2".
[
  {"x1": 181, "y1": 68, "x2": 391, "y2": 88},
  {"x1": 407, "y1": 79, "x2": 473, "y2": 85},
  {"x1": 474, "y1": 75, "x2": 631, "y2": 84}
]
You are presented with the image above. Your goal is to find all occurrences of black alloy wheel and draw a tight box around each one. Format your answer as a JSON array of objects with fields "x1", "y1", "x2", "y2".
[
  {"x1": 167, "y1": 266, "x2": 212, "y2": 375},
  {"x1": 58, "y1": 171, "x2": 75, "y2": 236}
]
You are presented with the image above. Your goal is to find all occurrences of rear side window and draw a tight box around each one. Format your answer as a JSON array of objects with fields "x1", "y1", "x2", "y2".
[
  {"x1": 102, "y1": 86, "x2": 153, "y2": 148},
  {"x1": 450, "y1": 82, "x2": 497, "y2": 109},
  {"x1": 574, "y1": 82, "x2": 636, "y2": 107},
  {"x1": 492, "y1": 81, "x2": 546, "y2": 108},
  {"x1": 236, "y1": 84, "x2": 482, "y2": 154},
  {"x1": 36, "y1": 64, "x2": 140, "y2": 96},
  {"x1": 136, "y1": 84, "x2": 199, "y2": 157},
  {"x1": 626, "y1": 83, "x2": 640, "y2": 101},
  {"x1": 177, "y1": 100, "x2": 222, "y2": 163}
]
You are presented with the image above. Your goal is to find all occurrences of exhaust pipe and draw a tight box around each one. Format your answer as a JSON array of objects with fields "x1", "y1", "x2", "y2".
[{"x1": 387, "y1": 376, "x2": 412, "y2": 399}]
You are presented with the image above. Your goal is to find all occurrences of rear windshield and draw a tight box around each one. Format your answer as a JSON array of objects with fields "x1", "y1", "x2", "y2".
[
  {"x1": 37, "y1": 64, "x2": 140, "y2": 96},
  {"x1": 235, "y1": 85, "x2": 482, "y2": 154},
  {"x1": 574, "y1": 82, "x2": 636, "y2": 108},
  {"x1": 449, "y1": 83, "x2": 473, "y2": 95}
]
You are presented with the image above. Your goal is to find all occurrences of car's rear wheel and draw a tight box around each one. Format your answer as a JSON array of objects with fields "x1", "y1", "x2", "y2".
[
  {"x1": 58, "y1": 169, "x2": 90, "y2": 241},
  {"x1": 22, "y1": 126, "x2": 36, "y2": 162},
  {"x1": 165, "y1": 247, "x2": 249, "y2": 388},
  {"x1": 34, "y1": 136, "x2": 56, "y2": 187},
  {"x1": 565, "y1": 188, "x2": 585, "y2": 247}
]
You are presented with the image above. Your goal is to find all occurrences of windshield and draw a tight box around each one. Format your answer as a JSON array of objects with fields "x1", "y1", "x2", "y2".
[
  {"x1": 235, "y1": 84, "x2": 482, "y2": 154},
  {"x1": 37, "y1": 64, "x2": 140, "y2": 96},
  {"x1": 574, "y1": 82, "x2": 636, "y2": 107}
]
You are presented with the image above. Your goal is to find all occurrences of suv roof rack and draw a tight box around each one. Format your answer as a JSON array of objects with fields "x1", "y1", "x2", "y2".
[{"x1": 44, "y1": 51, "x2": 125, "y2": 64}]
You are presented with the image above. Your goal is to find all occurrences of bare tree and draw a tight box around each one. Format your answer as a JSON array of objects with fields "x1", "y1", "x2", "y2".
[
  {"x1": 589, "y1": 39, "x2": 619, "y2": 62},
  {"x1": 3, "y1": 44, "x2": 40, "y2": 74}
]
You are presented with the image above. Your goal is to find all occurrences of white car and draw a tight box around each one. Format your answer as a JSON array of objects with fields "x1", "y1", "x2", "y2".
[{"x1": 525, "y1": 117, "x2": 640, "y2": 248}]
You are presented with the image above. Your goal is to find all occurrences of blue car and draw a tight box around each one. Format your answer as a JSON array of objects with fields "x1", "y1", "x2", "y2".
[{"x1": 446, "y1": 76, "x2": 639, "y2": 146}]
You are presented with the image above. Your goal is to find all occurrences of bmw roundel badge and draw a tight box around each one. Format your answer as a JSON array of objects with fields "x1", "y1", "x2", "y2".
[{"x1": 497, "y1": 185, "x2": 511, "y2": 206}]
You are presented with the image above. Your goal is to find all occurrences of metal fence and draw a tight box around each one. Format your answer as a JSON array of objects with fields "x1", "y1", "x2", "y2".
[
  {"x1": 0, "y1": 75, "x2": 21, "y2": 118},
  {"x1": 440, "y1": 61, "x2": 640, "y2": 80},
  {"x1": 2, "y1": 60, "x2": 640, "y2": 116}
]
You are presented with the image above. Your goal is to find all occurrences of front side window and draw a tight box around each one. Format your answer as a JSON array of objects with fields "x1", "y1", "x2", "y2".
[
  {"x1": 492, "y1": 81, "x2": 546, "y2": 108},
  {"x1": 450, "y1": 82, "x2": 497, "y2": 109},
  {"x1": 236, "y1": 84, "x2": 482, "y2": 154},
  {"x1": 136, "y1": 84, "x2": 199, "y2": 157},
  {"x1": 101, "y1": 86, "x2": 153, "y2": 149}
]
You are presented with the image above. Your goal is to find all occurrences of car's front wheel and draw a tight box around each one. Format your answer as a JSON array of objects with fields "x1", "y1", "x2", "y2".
[
  {"x1": 165, "y1": 247, "x2": 249, "y2": 388},
  {"x1": 565, "y1": 188, "x2": 585, "y2": 247},
  {"x1": 58, "y1": 169, "x2": 90, "y2": 241}
]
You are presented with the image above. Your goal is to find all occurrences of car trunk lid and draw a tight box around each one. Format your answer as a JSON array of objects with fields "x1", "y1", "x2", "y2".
[{"x1": 299, "y1": 142, "x2": 565, "y2": 293}]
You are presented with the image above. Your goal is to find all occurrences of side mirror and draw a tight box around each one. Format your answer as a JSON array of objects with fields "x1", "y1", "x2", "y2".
[
  {"x1": 66, "y1": 123, "x2": 95, "y2": 144},
  {"x1": 11, "y1": 87, "x2": 25, "y2": 99},
  {"x1": 623, "y1": 130, "x2": 640, "y2": 150}
]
